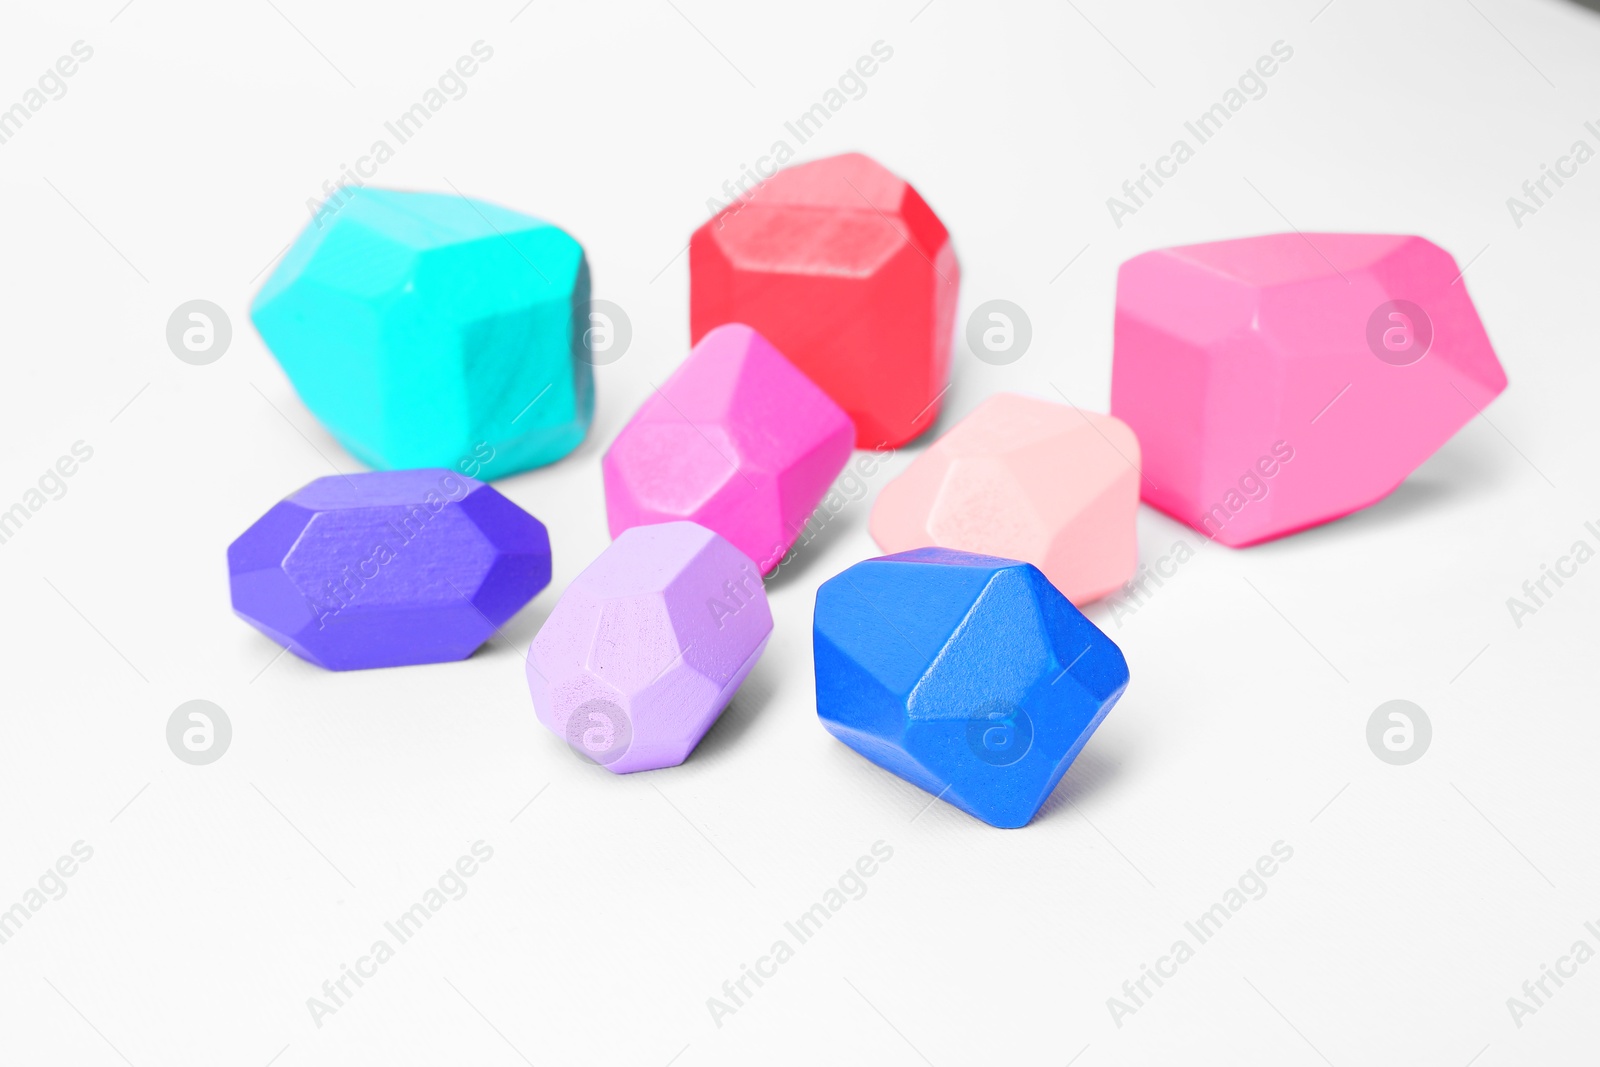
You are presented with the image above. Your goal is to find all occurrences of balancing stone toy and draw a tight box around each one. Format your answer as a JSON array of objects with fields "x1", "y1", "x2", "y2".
[
  {"x1": 869, "y1": 393, "x2": 1140, "y2": 605},
  {"x1": 528, "y1": 522, "x2": 772, "y2": 773},
  {"x1": 814, "y1": 548, "x2": 1128, "y2": 828},
  {"x1": 603, "y1": 323, "x2": 854, "y2": 575},
  {"x1": 1111, "y1": 233, "x2": 1507, "y2": 547},
  {"x1": 252, "y1": 187, "x2": 593, "y2": 480},
  {"x1": 690, "y1": 152, "x2": 960, "y2": 449},
  {"x1": 228, "y1": 470, "x2": 551, "y2": 670}
]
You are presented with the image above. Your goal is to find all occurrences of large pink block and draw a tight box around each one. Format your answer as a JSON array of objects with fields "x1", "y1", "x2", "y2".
[
  {"x1": 603, "y1": 323, "x2": 854, "y2": 574},
  {"x1": 1111, "y1": 233, "x2": 1508, "y2": 547},
  {"x1": 527, "y1": 522, "x2": 772, "y2": 774},
  {"x1": 870, "y1": 393, "x2": 1140, "y2": 604}
]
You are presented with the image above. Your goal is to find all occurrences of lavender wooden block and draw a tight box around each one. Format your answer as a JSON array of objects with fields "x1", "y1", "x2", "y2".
[
  {"x1": 229, "y1": 470, "x2": 551, "y2": 670},
  {"x1": 528, "y1": 522, "x2": 772, "y2": 773}
]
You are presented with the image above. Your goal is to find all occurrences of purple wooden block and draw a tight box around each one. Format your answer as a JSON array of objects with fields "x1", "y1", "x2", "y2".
[
  {"x1": 528, "y1": 521, "x2": 773, "y2": 773},
  {"x1": 229, "y1": 469, "x2": 551, "y2": 670}
]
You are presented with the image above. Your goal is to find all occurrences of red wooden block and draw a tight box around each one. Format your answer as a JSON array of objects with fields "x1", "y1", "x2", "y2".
[{"x1": 690, "y1": 152, "x2": 961, "y2": 449}]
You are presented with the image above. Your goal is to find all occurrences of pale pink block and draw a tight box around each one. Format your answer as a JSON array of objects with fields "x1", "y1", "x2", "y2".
[
  {"x1": 603, "y1": 323, "x2": 855, "y2": 574},
  {"x1": 1111, "y1": 233, "x2": 1508, "y2": 547},
  {"x1": 869, "y1": 393, "x2": 1140, "y2": 604}
]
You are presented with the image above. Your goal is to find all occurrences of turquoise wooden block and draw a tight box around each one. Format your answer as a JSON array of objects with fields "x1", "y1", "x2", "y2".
[{"x1": 251, "y1": 188, "x2": 594, "y2": 479}]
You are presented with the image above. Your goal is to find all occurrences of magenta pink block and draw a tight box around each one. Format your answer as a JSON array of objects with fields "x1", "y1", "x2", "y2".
[
  {"x1": 602, "y1": 323, "x2": 855, "y2": 574},
  {"x1": 1111, "y1": 233, "x2": 1508, "y2": 547},
  {"x1": 527, "y1": 522, "x2": 772, "y2": 774}
]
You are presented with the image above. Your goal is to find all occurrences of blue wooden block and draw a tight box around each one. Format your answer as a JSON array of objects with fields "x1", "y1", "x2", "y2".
[{"x1": 813, "y1": 547, "x2": 1129, "y2": 828}]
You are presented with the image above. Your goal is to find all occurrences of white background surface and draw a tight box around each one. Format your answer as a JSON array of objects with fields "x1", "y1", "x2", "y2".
[{"x1": 1, "y1": 1, "x2": 1597, "y2": 1063}]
